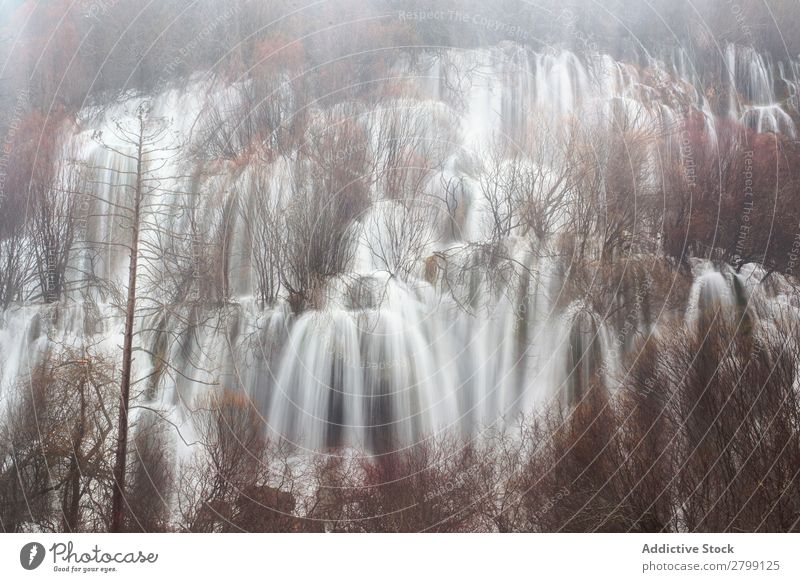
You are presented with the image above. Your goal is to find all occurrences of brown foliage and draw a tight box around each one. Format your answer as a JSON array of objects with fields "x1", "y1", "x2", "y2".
[
  {"x1": 179, "y1": 389, "x2": 305, "y2": 532},
  {"x1": 0, "y1": 347, "x2": 117, "y2": 532}
]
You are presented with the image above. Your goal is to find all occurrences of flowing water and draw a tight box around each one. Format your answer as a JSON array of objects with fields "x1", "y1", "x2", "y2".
[{"x1": 1, "y1": 43, "x2": 797, "y2": 452}]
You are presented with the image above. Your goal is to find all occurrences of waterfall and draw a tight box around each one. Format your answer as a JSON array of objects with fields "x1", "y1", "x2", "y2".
[
  {"x1": 1, "y1": 42, "x2": 797, "y2": 452},
  {"x1": 686, "y1": 261, "x2": 759, "y2": 340},
  {"x1": 725, "y1": 43, "x2": 798, "y2": 138}
]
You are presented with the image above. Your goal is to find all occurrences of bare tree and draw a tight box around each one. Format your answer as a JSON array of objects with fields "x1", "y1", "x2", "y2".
[
  {"x1": 179, "y1": 389, "x2": 302, "y2": 532},
  {"x1": 82, "y1": 103, "x2": 182, "y2": 532},
  {"x1": 0, "y1": 344, "x2": 117, "y2": 532},
  {"x1": 125, "y1": 411, "x2": 174, "y2": 532},
  {"x1": 30, "y1": 150, "x2": 85, "y2": 303},
  {"x1": 478, "y1": 117, "x2": 582, "y2": 245},
  {"x1": 362, "y1": 197, "x2": 438, "y2": 281},
  {"x1": 280, "y1": 111, "x2": 371, "y2": 312},
  {"x1": 237, "y1": 166, "x2": 287, "y2": 306},
  {"x1": 0, "y1": 219, "x2": 32, "y2": 309},
  {"x1": 571, "y1": 107, "x2": 661, "y2": 263},
  {"x1": 309, "y1": 436, "x2": 482, "y2": 532}
]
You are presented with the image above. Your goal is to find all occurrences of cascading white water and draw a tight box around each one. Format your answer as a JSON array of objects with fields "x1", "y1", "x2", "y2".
[
  {"x1": 685, "y1": 260, "x2": 764, "y2": 340},
  {"x1": 1, "y1": 43, "x2": 797, "y2": 452},
  {"x1": 725, "y1": 43, "x2": 798, "y2": 138}
]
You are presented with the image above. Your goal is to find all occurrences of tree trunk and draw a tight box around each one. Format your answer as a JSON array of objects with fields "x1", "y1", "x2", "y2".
[
  {"x1": 62, "y1": 368, "x2": 88, "y2": 532},
  {"x1": 110, "y1": 112, "x2": 145, "y2": 533}
]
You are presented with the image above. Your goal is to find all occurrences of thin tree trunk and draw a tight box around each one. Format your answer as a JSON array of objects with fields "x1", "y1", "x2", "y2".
[{"x1": 110, "y1": 113, "x2": 144, "y2": 533}]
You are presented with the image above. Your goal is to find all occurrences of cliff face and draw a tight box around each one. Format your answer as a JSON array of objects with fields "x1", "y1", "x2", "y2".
[
  {"x1": 1, "y1": 36, "x2": 797, "y2": 451},
  {"x1": 3, "y1": 3, "x2": 800, "y2": 535}
]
